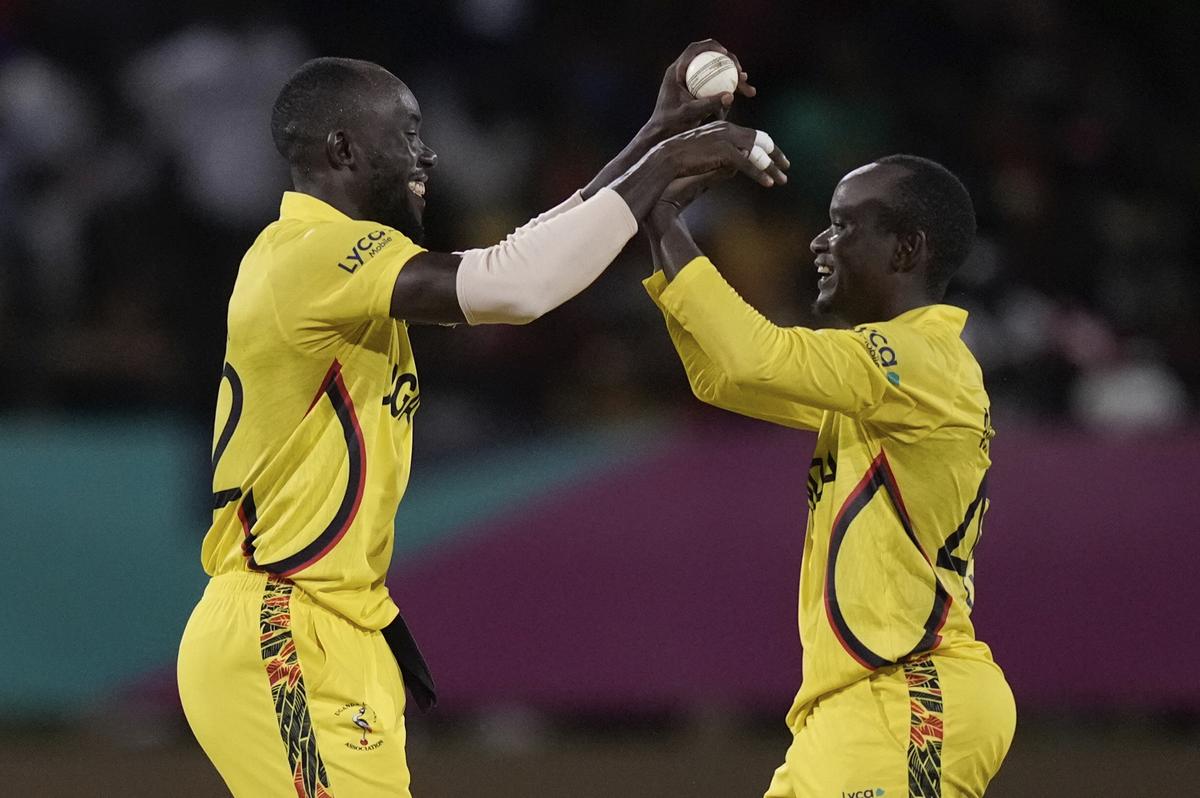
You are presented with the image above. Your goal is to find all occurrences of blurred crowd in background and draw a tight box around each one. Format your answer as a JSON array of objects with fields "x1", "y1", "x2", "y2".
[{"x1": 1, "y1": 0, "x2": 1196, "y2": 449}]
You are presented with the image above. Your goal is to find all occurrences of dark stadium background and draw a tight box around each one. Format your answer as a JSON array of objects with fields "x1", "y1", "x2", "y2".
[{"x1": 2, "y1": 1, "x2": 1197, "y2": 795}]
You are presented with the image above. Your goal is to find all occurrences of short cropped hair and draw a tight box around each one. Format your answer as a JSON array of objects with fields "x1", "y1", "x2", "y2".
[
  {"x1": 270, "y1": 57, "x2": 394, "y2": 167},
  {"x1": 873, "y1": 154, "x2": 976, "y2": 295}
]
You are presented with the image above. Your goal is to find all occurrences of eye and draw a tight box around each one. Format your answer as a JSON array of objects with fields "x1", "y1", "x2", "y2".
[{"x1": 830, "y1": 220, "x2": 846, "y2": 231}]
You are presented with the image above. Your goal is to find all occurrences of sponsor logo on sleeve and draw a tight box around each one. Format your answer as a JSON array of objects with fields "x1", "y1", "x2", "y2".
[
  {"x1": 336, "y1": 229, "x2": 394, "y2": 274},
  {"x1": 854, "y1": 326, "x2": 900, "y2": 385}
]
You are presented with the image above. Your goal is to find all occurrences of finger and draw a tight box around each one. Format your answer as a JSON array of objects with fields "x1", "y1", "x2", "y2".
[
  {"x1": 748, "y1": 146, "x2": 772, "y2": 171},
  {"x1": 725, "y1": 142, "x2": 774, "y2": 187},
  {"x1": 753, "y1": 130, "x2": 790, "y2": 172},
  {"x1": 679, "y1": 94, "x2": 732, "y2": 123},
  {"x1": 676, "y1": 39, "x2": 729, "y2": 82},
  {"x1": 769, "y1": 144, "x2": 791, "y2": 172},
  {"x1": 748, "y1": 146, "x2": 787, "y2": 184},
  {"x1": 746, "y1": 141, "x2": 785, "y2": 183},
  {"x1": 719, "y1": 121, "x2": 758, "y2": 152},
  {"x1": 737, "y1": 71, "x2": 757, "y2": 97}
]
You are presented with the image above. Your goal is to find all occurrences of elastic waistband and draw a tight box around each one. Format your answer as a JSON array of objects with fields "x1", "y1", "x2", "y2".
[{"x1": 204, "y1": 571, "x2": 318, "y2": 608}]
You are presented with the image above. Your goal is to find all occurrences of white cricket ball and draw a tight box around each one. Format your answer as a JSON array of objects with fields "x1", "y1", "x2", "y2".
[{"x1": 685, "y1": 51, "x2": 738, "y2": 99}]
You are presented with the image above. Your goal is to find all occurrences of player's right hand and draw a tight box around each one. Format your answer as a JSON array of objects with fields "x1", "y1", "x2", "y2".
[
  {"x1": 658, "y1": 121, "x2": 789, "y2": 189},
  {"x1": 649, "y1": 39, "x2": 757, "y2": 137}
]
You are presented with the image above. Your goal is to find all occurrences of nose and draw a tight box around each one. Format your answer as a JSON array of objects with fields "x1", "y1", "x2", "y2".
[
  {"x1": 810, "y1": 227, "x2": 830, "y2": 254},
  {"x1": 420, "y1": 144, "x2": 437, "y2": 170}
]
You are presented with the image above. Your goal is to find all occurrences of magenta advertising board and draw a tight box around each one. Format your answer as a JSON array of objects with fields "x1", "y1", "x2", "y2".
[{"x1": 389, "y1": 417, "x2": 1200, "y2": 714}]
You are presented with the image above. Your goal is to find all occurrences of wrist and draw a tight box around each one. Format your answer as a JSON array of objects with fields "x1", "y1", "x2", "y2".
[
  {"x1": 612, "y1": 146, "x2": 675, "y2": 219},
  {"x1": 647, "y1": 201, "x2": 679, "y2": 234},
  {"x1": 639, "y1": 117, "x2": 668, "y2": 145}
]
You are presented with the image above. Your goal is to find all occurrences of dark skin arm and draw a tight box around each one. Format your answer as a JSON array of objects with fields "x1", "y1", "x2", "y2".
[
  {"x1": 390, "y1": 121, "x2": 782, "y2": 323},
  {"x1": 644, "y1": 164, "x2": 742, "y2": 280},
  {"x1": 646, "y1": 204, "x2": 705, "y2": 280},
  {"x1": 390, "y1": 40, "x2": 781, "y2": 325},
  {"x1": 581, "y1": 39, "x2": 755, "y2": 200}
]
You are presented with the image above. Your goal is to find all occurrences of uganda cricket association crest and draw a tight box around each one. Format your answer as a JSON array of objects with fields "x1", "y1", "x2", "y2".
[{"x1": 336, "y1": 702, "x2": 384, "y2": 751}]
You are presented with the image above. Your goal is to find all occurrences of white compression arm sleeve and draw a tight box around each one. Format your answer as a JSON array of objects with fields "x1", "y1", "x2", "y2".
[
  {"x1": 503, "y1": 190, "x2": 583, "y2": 242},
  {"x1": 455, "y1": 187, "x2": 638, "y2": 325}
]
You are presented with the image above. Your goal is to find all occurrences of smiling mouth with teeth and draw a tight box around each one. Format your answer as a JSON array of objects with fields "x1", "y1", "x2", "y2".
[{"x1": 408, "y1": 180, "x2": 425, "y2": 198}]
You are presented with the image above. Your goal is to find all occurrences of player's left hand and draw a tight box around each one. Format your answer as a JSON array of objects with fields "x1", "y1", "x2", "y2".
[
  {"x1": 649, "y1": 39, "x2": 757, "y2": 138},
  {"x1": 658, "y1": 125, "x2": 790, "y2": 210},
  {"x1": 658, "y1": 168, "x2": 737, "y2": 213}
]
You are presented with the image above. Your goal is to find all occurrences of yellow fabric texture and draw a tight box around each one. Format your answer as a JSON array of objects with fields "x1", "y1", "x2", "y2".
[
  {"x1": 761, "y1": 655, "x2": 1014, "y2": 798},
  {"x1": 202, "y1": 191, "x2": 424, "y2": 630},
  {"x1": 179, "y1": 572, "x2": 411, "y2": 798},
  {"x1": 646, "y1": 257, "x2": 1007, "y2": 726}
]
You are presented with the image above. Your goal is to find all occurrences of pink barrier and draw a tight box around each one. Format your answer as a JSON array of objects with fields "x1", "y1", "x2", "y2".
[{"x1": 390, "y1": 415, "x2": 1200, "y2": 714}]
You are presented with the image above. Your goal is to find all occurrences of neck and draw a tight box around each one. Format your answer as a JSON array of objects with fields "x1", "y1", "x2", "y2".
[
  {"x1": 292, "y1": 169, "x2": 364, "y2": 220},
  {"x1": 845, "y1": 288, "x2": 938, "y2": 326},
  {"x1": 881, "y1": 290, "x2": 938, "y2": 320}
]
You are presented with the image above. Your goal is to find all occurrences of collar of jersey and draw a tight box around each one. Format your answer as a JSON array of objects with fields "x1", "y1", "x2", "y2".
[
  {"x1": 891, "y1": 303, "x2": 968, "y2": 334},
  {"x1": 279, "y1": 191, "x2": 352, "y2": 223}
]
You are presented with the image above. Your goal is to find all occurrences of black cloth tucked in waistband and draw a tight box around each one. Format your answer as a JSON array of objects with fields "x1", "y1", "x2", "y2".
[{"x1": 381, "y1": 613, "x2": 437, "y2": 713}]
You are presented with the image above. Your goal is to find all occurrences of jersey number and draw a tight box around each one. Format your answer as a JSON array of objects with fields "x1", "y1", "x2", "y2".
[
  {"x1": 211, "y1": 362, "x2": 244, "y2": 510},
  {"x1": 935, "y1": 472, "x2": 988, "y2": 608}
]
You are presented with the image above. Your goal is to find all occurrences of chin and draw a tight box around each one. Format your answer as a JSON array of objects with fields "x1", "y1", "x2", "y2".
[
  {"x1": 384, "y1": 208, "x2": 424, "y2": 243},
  {"x1": 409, "y1": 226, "x2": 426, "y2": 246},
  {"x1": 812, "y1": 293, "x2": 854, "y2": 328}
]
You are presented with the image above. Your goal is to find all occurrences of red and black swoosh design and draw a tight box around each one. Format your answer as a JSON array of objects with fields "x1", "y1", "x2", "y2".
[
  {"x1": 824, "y1": 450, "x2": 953, "y2": 670},
  {"x1": 242, "y1": 360, "x2": 367, "y2": 576}
]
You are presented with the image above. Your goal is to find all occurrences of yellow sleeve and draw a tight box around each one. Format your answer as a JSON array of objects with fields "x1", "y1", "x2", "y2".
[
  {"x1": 644, "y1": 271, "x2": 825, "y2": 431},
  {"x1": 657, "y1": 257, "x2": 930, "y2": 431},
  {"x1": 272, "y1": 220, "x2": 425, "y2": 335}
]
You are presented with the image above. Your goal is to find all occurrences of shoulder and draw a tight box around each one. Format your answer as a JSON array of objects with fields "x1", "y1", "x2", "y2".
[
  {"x1": 848, "y1": 321, "x2": 916, "y2": 387},
  {"x1": 851, "y1": 310, "x2": 976, "y2": 394},
  {"x1": 280, "y1": 219, "x2": 416, "y2": 270}
]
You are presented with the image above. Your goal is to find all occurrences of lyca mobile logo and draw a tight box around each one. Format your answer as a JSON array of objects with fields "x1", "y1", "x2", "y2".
[
  {"x1": 337, "y1": 229, "x2": 393, "y2": 274},
  {"x1": 842, "y1": 790, "x2": 885, "y2": 798},
  {"x1": 855, "y1": 326, "x2": 900, "y2": 385}
]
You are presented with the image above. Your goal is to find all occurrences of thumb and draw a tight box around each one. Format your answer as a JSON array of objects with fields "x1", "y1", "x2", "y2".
[{"x1": 677, "y1": 94, "x2": 732, "y2": 121}]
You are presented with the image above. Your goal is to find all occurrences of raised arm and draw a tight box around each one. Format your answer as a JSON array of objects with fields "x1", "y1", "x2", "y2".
[
  {"x1": 646, "y1": 206, "x2": 901, "y2": 420},
  {"x1": 581, "y1": 39, "x2": 756, "y2": 200},
  {"x1": 643, "y1": 209, "x2": 824, "y2": 430},
  {"x1": 390, "y1": 120, "x2": 784, "y2": 325},
  {"x1": 387, "y1": 40, "x2": 785, "y2": 327}
]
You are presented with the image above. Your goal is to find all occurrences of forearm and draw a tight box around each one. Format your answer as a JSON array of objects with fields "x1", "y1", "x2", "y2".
[
  {"x1": 500, "y1": 191, "x2": 584, "y2": 244},
  {"x1": 646, "y1": 206, "x2": 703, "y2": 279},
  {"x1": 657, "y1": 258, "x2": 887, "y2": 413},
  {"x1": 455, "y1": 187, "x2": 638, "y2": 325},
  {"x1": 582, "y1": 121, "x2": 664, "y2": 201},
  {"x1": 606, "y1": 146, "x2": 680, "y2": 220},
  {"x1": 645, "y1": 272, "x2": 824, "y2": 430}
]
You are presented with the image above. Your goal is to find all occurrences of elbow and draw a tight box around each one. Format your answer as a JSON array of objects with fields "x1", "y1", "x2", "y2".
[
  {"x1": 495, "y1": 298, "x2": 541, "y2": 325},
  {"x1": 687, "y1": 372, "x2": 733, "y2": 410},
  {"x1": 463, "y1": 285, "x2": 546, "y2": 326},
  {"x1": 721, "y1": 355, "x2": 774, "y2": 390},
  {"x1": 507, "y1": 285, "x2": 554, "y2": 324},
  {"x1": 499, "y1": 290, "x2": 552, "y2": 325}
]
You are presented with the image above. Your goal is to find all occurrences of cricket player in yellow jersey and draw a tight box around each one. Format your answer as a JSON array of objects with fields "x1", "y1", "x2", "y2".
[
  {"x1": 177, "y1": 46, "x2": 788, "y2": 797},
  {"x1": 643, "y1": 155, "x2": 1014, "y2": 797}
]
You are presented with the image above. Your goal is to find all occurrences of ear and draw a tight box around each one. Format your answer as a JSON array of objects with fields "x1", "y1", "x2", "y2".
[
  {"x1": 325, "y1": 130, "x2": 355, "y2": 170},
  {"x1": 893, "y1": 230, "x2": 926, "y2": 274}
]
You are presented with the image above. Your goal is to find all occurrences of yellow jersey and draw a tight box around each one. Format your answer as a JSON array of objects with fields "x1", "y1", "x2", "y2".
[
  {"x1": 202, "y1": 192, "x2": 424, "y2": 630},
  {"x1": 646, "y1": 257, "x2": 1000, "y2": 727}
]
